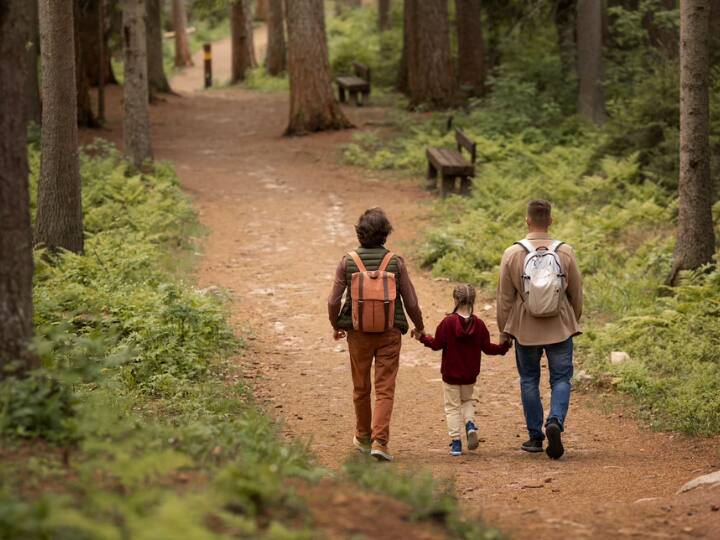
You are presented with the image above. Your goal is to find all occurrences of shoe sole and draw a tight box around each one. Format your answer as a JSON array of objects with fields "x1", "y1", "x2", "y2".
[
  {"x1": 467, "y1": 430, "x2": 479, "y2": 450},
  {"x1": 521, "y1": 444, "x2": 544, "y2": 453},
  {"x1": 370, "y1": 450, "x2": 393, "y2": 462},
  {"x1": 546, "y1": 424, "x2": 564, "y2": 459},
  {"x1": 353, "y1": 438, "x2": 371, "y2": 454}
]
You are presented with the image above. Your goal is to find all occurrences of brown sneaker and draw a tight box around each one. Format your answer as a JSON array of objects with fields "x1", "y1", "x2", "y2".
[
  {"x1": 370, "y1": 441, "x2": 393, "y2": 462},
  {"x1": 353, "y1": 436, "x2": 371, "y2": 454}
]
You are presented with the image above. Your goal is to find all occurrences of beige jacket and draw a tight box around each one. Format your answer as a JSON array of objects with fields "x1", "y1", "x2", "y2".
[{"x1": 496, "y1": 232, "x2": 583, "y2": 346}]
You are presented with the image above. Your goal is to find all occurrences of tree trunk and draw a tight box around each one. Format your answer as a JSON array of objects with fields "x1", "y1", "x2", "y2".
[
  {"x1": 576, "y1": 0, "x2": 606, "y2": 124},
  {"x1": 75, "y1": 0, "x2": 99, "y2": 127},
  {"x1": 79, "y1": 0, "x2": 117, "y2": 86},
  {"x1": 405, "y1": 0, "x2": 454, "y2": 109},
  {"x1": 709, "y1": 0, "x2": 720, "y2": 64},
  {"x1": 24, "y1": 0, "x2": 42, "y2": 126},
  {"x1": 456, "y1": 0, "x2": 486, "y2": 97},
  {"x1": 37, "y1": 0, "x2": 85, "y2": 254},
  {"x1": 147, "y1": 0, "x2": 172, "y2": 96},
  {"x1": 256, "y1": 0, "x2": 268, "y2": 20},
  {"x1": 172, "y1": 0, "x2": 193, "y2": 67},
  {"x1": 285, "y1": 0, "x2": 353, "y2": 135},
  {"x1": 231, "y1": 0, "x2": 258, "y2": 82},
  {"x1": 397, "y1": 0, "x2": 414, "y2": 92},
  {"x1": 266, "y1": 0, "x2": 286, "y2": 75},
  {"x1": 378, "y1": 0, "x2": 391, "y2": 30},
  {"x1": 122, "y1": 0, "x2": 154, "y2": 167},
  {"x1": 555, "y1": 0, "x2": 576, "y2": 78},
  {"x1": 671, "y1": 0, "x2": 715, "y2": 282},
  {"x1": 0, "y1": 0, "x2": 38, "y2": 377}
]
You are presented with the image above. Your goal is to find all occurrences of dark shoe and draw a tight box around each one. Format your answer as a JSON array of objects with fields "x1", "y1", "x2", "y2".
[
  {"x1": 545, "y1": 421, "x2": 565, "y2": 459},
  {"x1": 465, "y1": 421, "x2": 479, "y2": 450},
  {"x1": 521, "y1": 438, "x2": 544, "y2": 453},
  {"x1": 449, "y1": 439, "x2": 462, "y2": 456}
]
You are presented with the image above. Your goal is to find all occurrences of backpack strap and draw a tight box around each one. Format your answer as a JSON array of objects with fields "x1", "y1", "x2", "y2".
[
  {"x1": 378, "y1": 251, "x2": 395, "y2": 273},
  {"x1": 549, "y1": 240, "x2": 564, "y2": 253},
  {"x1": 515, "y1": 239, "x2": 534, "y2": 253},
  {"x1": 348, "y1": 251, "x2": 367, "y2": 272}
]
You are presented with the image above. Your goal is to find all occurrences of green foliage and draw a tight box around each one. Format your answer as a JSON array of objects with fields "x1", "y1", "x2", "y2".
[
  {"x1": 344, "y1": 457, "x2": 503, "y2": 540},
  {"x1": 243, "y1": 67, "x2": 289, "y2": 93}
]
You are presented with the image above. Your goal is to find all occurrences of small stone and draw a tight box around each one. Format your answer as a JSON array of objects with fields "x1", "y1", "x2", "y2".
[
  {"x1": 610, "y1": 351, "x2": 631, "y2": 365},
  {"x1": 711, "y1": 505, "x2": 719, "y2": 512}
]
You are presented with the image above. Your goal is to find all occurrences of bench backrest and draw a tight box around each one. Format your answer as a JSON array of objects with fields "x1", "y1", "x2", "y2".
[
  {"x1": 353, "y1": 62, "x2": 371, "y2": 84},
  {"x1": 455, "y1": 129, "x2": 476, "y2": 164}
]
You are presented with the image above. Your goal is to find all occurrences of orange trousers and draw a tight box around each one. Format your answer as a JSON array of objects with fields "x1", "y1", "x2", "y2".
[{"x1": 347, "y1": 328, "x2": 402, "y2": 446}]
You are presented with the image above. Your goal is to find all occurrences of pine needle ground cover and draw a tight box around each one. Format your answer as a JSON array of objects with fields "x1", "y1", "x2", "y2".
[
  {"x1": 0, "y1": 143, "x2": 500, "y2": 540},
  {"x1": 342, "y1": 11, "x2": 720, "y2": 435}
]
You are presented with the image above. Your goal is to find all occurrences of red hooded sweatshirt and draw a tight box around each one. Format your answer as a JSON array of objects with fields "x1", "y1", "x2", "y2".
[{"x1": 420, "y1": 313, "x2": 510, "y2": 385}]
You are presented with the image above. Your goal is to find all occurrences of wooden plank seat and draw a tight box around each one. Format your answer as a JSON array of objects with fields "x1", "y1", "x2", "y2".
[
  {"x1": 426, "y1": 128, "x2": 477, "y2": 197},
  {"x1": 336, "y1": 62, "x2": 371, "y2": 106}
]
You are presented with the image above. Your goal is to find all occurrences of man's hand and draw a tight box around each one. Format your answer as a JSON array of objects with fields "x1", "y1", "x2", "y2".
[
  {"x1": 410, "y1": 328, "x2": 425, "y2": 341},
  {"x1": 500, "y1": 332, "x2": 513, "y2": 344},
  {"x1": 333, "y1": 329, "x2": 347, "y2": 341}
]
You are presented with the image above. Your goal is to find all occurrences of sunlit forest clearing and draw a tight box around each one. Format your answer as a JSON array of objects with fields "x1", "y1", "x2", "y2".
[{"x1": 1, "y1": 0, "x2": 719, "y2": 539}]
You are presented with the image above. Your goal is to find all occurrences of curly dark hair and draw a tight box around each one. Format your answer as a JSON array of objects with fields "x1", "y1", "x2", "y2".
[{"x1": 355, "y1": 208, "x2": 393, "y2": 248}]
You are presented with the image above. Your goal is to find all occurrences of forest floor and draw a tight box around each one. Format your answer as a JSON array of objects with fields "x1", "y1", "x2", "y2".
[{"x1": 81, "y1": 27, "x2": 720, "y2": 540}]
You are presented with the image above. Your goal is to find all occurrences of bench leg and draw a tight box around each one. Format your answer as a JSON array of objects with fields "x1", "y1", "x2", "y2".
[
  {"x1": 339, "y1": 86, "x2": 346, "y2": 103},
  {"x1": 427, "y1": 162, "x2": 438, "y2": 191},
  {"x1": 362, "y1": 90, "x2": 370, "y2": 106},
  {"x1": 440, "y1": 175, "x2": 455, "y2": 198},
  {"x1": 460, "y1": 176, "x2": 473, "y2": 196}
]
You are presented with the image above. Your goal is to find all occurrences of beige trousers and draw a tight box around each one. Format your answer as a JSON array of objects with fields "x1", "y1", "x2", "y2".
[{"x1": 443, "y1": 383, "x2": 477, "y2": 439}]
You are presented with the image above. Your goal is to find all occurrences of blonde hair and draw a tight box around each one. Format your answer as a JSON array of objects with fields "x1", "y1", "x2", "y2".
[{"x1": 452, "y1": 284, "x2": 476, "y2": 315}]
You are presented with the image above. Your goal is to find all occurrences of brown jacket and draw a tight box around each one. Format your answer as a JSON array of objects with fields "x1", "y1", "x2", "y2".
[{"x1": 496, "y1": 232, "x2": 583, "y2": 346}]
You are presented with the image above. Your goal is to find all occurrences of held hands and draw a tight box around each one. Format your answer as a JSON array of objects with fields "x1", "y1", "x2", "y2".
[
  {"x1": 410, "y1": 328, "x2": 426, "y2": 341},
  {"x1": 333, "y1": 329, "x2": 347, "y2": 341}
]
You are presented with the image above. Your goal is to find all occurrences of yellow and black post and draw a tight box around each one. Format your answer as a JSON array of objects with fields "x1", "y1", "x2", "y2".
[{"x1": 203, "y1": 44, "x2": 212, "y2": 89}]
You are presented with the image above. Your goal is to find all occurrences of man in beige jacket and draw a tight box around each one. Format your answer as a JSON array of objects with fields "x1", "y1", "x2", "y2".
[{"x1": 497, "y1": 200, "x2": 583, "y2": 459}]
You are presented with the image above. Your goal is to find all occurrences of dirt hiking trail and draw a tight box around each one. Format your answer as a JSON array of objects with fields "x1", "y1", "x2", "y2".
[{"x1": 83, "y1": 30, "x2": 720, "y2": 540}]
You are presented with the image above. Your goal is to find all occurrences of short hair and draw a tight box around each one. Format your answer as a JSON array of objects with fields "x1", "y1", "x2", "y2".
[
  {"x1": 452, "y1": 283, "x2": 476, "y2": 314},
  {"x1": 527, "y1": 200, "x2": 552, "y2": 227},
  {"x1": 355, "y1": 208, "x2": 393, "y2": 248}
]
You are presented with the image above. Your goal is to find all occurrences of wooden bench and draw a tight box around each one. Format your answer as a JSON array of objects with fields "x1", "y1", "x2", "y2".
[
  {"x1": 336, "y1": 62, "x2": 371, "y2": 107},
  {"x1": 426, "y1": 128, "x2": 477, "y2": 197}
]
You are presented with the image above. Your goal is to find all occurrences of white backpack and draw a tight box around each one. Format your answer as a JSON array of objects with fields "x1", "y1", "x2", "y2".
[{"x1": 515, "y1": 240, "x2": 566, "y2": 318}]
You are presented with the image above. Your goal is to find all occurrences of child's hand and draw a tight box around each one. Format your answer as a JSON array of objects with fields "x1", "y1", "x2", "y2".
[
  {"x1": 410, "y1": 328, "x2": 425, "y2": 341},
  {"x1": 333, "y1": 329, "x2": 347, "y2": 341}
]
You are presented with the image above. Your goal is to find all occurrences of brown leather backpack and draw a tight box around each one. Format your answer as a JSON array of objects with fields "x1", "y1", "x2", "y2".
[{"x1": 348, "y1": 251, "x2": 397, "y2": 333}]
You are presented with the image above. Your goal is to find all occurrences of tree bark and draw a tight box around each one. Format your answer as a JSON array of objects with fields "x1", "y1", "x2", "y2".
[
  {"x1": 397, "y1": 0, "x2": 414, "y2": 92},
  {"x1": 266, "y1": 0, "x2": 286, "y2": 75},
  {"x1": 231, "y1": 0, "x2": 258, "y2": 82},
  {"x1": 576, "y1": 0, "x2": 606, "y2": 124},
  {"x1": 256, "y1": 0, "x2": 268, "y2": 20},
  {"x1": 285, "y1": 0, "x2": 353, "y2": 135},
  {"x1": 122, "y1": 0, "x2": 154, "y2": 167},
  {"x1": 79, "y1": 0, "x2": 117, "y2": 86},
  {"x1": 37, "y1": 0, "x2": 85, "y2": 254},
  {"x1": 709, "y1": 0, "x2": 720, "y2": 64},
  {"x1": 75, "y1": 0, "x2": 99, "y2": 127},
  {"x1": 555, "y1": 0, "x2": 576, "y2": 78},
  {"x1": 378, "y1": 0, "x2": 391, "y2": 30},
  {"x1": 172, "y1": 0, "x2": 193, "y2": 67},
  {"x1": 24, "y1": 0, "x2": 42, "y2": 126},
  {"x1": 456, "y1": 0, "x2": 486, "y2": 97},
  {"x1": 671, "y1": 0, "x2": 715, "y2": 282},
  {"x1": 405, "y1": 0, "x2": 454, "y2": 109},
  {"x1": 1, "y1": 0, "x2": 38, "y2": 377},
  {"x1": 147, "y1": 0, "x2": 172, "y2": 96}
]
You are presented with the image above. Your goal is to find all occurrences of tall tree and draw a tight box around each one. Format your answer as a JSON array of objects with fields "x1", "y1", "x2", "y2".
[
  {"x1": 404, "y1": 0, "x2": 454, "y2": 108},
  {"x1": 285, "y1": 0, "x2": 352, "y2": 135},
  {"x1": 231, "y1": 0, "x2": 257, "y2": 82},
  {"x1": 24, "y1": 0, "x2": 41, "y2": 126},
  {"x1": 79, "y1": 0, "x2": 117, "y2": 86},
  {"x1": 256, "y1": 0, "x2": 268, "y2": 20},
  {"x1": 397, "y1": 0, "x2": 414, "y2": 92},
  {"x1": 1, "y1": 0, "x2": 38, "y2": 376},
  {"x1": 37, "y1": 0, "x2": 84, "y2": 253},
  {"x1": 670, "y1": 0, "x2": 715, "y2": 283},
  {"x1": 576, "y1": 0, "x2": 606, "y2": 124},
  {"x1": 147, "y1": 0, "x2": 173, "y2": 96},
  {"x1": 75, "y1": 0, "x2": 99, "y2": 127},
  {"x1": 456, "y1": 0, "x2": 486, "y2": 97},
  {"x1": 554, "y1": 0, "x2": 576, "y2": 78},
  {"x1": 266, "y1": 0, "x2": 286, "y2": 76},
  {"x1": 378, "y1": 0, "x2": 391, "y2": 30},
  {"x1": 172, "y1": 0, "x2": 193, "y2": 67},
  {"x1": 122, "y1": 0, "x2": 153, "y2": 167}
]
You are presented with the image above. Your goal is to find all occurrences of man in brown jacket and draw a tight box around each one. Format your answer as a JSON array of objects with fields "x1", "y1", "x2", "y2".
[
  {"x1": 328, "y1": 208, "x2": 425, "y2": 462},
  {"x1": 497, "y1": 200, "x2": 583, "y2": 459}
]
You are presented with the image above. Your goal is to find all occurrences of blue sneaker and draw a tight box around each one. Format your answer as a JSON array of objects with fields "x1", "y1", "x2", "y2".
[
  {"x1": 465, "y1": 421, "x2": 479, "y2": 450},
  {"x1": 449, "y1": 439, "x2": 462, "y2": 456}
]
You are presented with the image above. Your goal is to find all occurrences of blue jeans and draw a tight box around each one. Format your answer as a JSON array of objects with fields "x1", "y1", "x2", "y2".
[{"x1": 515, "y1": 337, "x2": 574, "y2": 441}]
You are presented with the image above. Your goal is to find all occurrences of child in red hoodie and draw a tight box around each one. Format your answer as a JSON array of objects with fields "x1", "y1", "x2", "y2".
[{"x1": 413, "y1": 284, "x2": 511, "y2": 456}]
